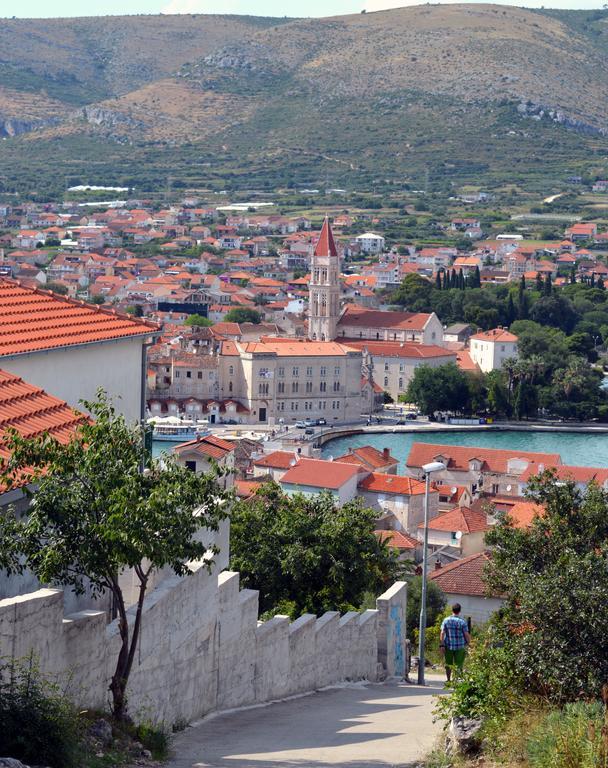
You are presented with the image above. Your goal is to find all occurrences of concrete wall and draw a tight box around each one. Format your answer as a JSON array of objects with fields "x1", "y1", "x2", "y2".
[
  {"x1": 444, "y1": 592, "x2": 504, "y2": 627},
  {"x1": 0, "y1": 558, "x2": 407, "y2": 727},
  {"x1": 2, "y1": 336, "x2": 146, "y2": 423}
]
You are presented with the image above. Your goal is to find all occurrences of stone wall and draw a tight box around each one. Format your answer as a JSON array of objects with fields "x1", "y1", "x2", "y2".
[{"x1": 0, "y1": 562, "x2": 406, "y2": 727}]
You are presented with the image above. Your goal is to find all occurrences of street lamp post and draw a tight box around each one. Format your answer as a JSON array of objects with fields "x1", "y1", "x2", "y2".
[{"x1": 418, "y1": 460, "x2": 446, "y2": 685}]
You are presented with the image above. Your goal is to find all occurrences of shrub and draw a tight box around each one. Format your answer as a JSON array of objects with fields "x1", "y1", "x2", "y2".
[
  {"x1": 527, "y1": 701, "x2": 607, "y2": 768},
  {"x1": 0, "y1": 656, "x2": 81, "y2": 768}
]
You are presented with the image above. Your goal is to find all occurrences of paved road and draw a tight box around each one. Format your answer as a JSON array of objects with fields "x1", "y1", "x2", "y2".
[{"x1": 166, "y1": 676, "x2": 445, "y2": 768}]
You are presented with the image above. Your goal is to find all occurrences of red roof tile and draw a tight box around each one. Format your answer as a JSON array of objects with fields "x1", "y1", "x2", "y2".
[
  {"x1": 334, "y1": 444, "x2": 397, "y2": 470},
  {"x1": 280, "y1": 458, "x2": 362, "y2": 489},
  {"x1": 174, "y1": 434, "x2": 235, "y2": 460},
  {"x1": 314, "y1": 217, "x2": 338, "y2": 258},
  {"x1": 253, "y1": 450, "x2": 299, "y2": 470},
  {"x1": 422, "y1": 506, "x2": 489, "y2": 534},
  {"x1": 342, "y1": 340, "x2": 454, "y2": 359},
  {"x1": 338, "y1": 305, "x2": 433, "y2": 331},
  {"x1": 375, "y1": 529, "x2": 418, "y2": 551},
  {"x1": 429, "y1": 552, "x2": 492, "y2": 597},
  {"x1": 359, "y1": 472, "x2": 430, "y2": 496},
  {"x1": 406, "y1": 442, "x2": 561, "y2": 475},
  {"x1": 0, "y1": 278, "x2": 157, "y2": 357}
]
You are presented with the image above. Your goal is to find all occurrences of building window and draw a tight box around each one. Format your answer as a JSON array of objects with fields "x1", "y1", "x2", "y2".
[
  {"x1": 320, "y1": 366, "x2": 327, "y2": 377},
  {"x1": 209, "y1": 371, "x2": 214, "y2": 380},
  {"x1": 185, "y1": 460, "x2": 197, "y2": 472},
  {"x1": 292, "y1": 366, "x2": 299, "y2": 377},
  {"x1": 306, "y1": 366, "x2": 313, "y2": 376},
  {"x1": 186, "y1": 371, "x2": 192, "y2": 378},
  {"x1": 228, "y1": 382, "x2": 233, "y2": 393},
  {"x1": 336, "y1": 401, "x2": 340, "y2": 408},
  {"x1": 384, "y1": 362, "x2": 389, "y2": 372},
  {"x1": 175, "y1": 371, "x2": 180, "y2": 378},
  {"x1": 278, "y1": 382, "x2": 285, "y2": 394},
  {"x1": 320, "y1": 381, "x2": 327, "y2": 392},
  {"x1": 399, "y1": 363, "x2": 404, "y2": 372},
  {"x1": 259, "y1": 367, "x2": 269, "y2": 378},
  {"x1": 229, "y1": 365, "x2": 234, "y2": 375},
  {"x1": 399, "y1": 378, "x2": 403, "y2": 389},
  {"x1": 384, "y1": 377, "x2": 388, "y2": 386},
  {"x1": 306, "y1": 381, "x2": 312, "y2": 393},
  {"x1": 333, "y1": 381, "x2": 340, "y2": 392},
  {"x1": 292, "y1": 382, "x2": 299, "y2": 393},
  {"x1": 278, "y1": 367, "x2": 285, "y2": 378},
  {"x1": 198, "y1": 371, "x2": 203, "y2": 379},
  {"x1": 334, "y1": 366, "x2": 340, "y2": 376}
]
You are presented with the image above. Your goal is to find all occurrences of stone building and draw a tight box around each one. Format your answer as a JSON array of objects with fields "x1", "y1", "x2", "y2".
[{"x1": 308, "y1": 217, "x2": 341, "y2": 342}]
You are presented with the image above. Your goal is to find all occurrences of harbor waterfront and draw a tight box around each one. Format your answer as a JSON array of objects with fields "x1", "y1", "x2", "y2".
[{"x1": 321, "y1": 428, "x2": 608, "y2": 470}]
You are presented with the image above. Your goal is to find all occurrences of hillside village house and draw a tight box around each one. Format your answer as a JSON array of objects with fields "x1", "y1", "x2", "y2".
[
  {"x1": 430, "y1": 552, "x2": 504, "y2": 625},
  {"x1": 355, "y1": 233, "x2": 385, "y2": 254},
  {"x1": 344, "y1": 340, "x2": 456, "y2": 401},
  {"x1": 469, "y1": 328, "x2": 518, "y2": 373},
  {"x1": 173, "y1": 434, "x2": 236, "y2": 489},
  {"x1": 0, "y1": 279, "x2": 157, "y2": 422},
  {"x1": 333, "y1": 445, "x2": 398, "y2": 474},
  {"x1": 418, "y1": 506, "x2": 490, "y2": 558},
  {"x1": 279, "y1": 457, "x2": 363, "y2": 504},
  {"x1": 358, "y1": 472, "x2": 438, "y2": 535},
  {"x1": 405, "y1": 442, "x2": 562, "y2": 497},
  {"x1": 336, "y1": 306, "x2": 444, "y2": 345}
]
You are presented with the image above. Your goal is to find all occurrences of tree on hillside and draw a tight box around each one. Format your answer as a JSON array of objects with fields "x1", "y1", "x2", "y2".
[
  {"x1": 0, "y1": 393, "x2": 228, "y2": 721},
  {"x1": 224, "y1": 307, "x2": 261, "y2": 324},
  {"x1": 485, "y1": 475, "x2": 608, "y2": 700},
  {"x1": 391, "y1": 273, "x2": 433, "y2": 311},
  {"x1": 229, "y1": 483, "x2": 403, "y2": 618},
  {"x1": 185, "y1": 313, "x2": 213, "y2": 327},
  {"x1": 405, "y1": 363, "x2": 471, "y2": 416}
]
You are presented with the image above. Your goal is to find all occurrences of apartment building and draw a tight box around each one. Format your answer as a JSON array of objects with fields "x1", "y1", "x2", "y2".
[{"x1": 470, "y1": 328, "x2": 518, "y2": 373}]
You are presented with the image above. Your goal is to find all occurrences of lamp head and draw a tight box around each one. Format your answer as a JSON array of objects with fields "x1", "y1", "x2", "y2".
[{"x1": 422, "y1": 461, "x2": 446, "y2": 475}]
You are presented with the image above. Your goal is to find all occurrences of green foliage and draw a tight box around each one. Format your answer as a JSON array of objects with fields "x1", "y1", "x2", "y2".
[
  {"x1": 184, "y1": 313, "x2": 213, "y2": 327},
  {"x1": 485, "y1": 476, "x2": 608, "y2": 702},
  {"x1": 229, "y1": 482, "x2": 402, "y2": 617},
  {"x1": 527, "y1": 701, "x2": 608, "y2": 768},
  {"x1": 0, "y1": 392, "x2": 229, "y2": 720},
  {"x1": 0, "y1": 655, "x2": 81, "y2": 768},
  {"x1": 405, "y1": 576, "x2": 446, "y2": 643},
  {"x1": 133, "y1": 721, "x2": 169, "y2": 759},
  {"x1": 406, "y1": 363, "x2": 471, "y2": 416},
  {"x1": 224, "y1": 307, "x2": 261, "y2": 324}
]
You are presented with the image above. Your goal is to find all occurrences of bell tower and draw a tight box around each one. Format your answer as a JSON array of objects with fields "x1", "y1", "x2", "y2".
[{"x1": 308, "y1": 217, "x2": 340, "y2": 341}]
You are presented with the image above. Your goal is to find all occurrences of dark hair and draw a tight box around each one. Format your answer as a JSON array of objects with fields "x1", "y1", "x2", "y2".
[{"x1": 452, "y1": 603, "x2": 462, "y2": 614}]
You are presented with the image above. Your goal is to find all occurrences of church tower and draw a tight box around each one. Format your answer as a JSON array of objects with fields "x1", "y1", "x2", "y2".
[{"x1": 308, "y1": 217, "x2": 340, "y2": 341}]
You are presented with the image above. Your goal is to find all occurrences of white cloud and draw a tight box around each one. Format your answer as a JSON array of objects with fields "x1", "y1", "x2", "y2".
[{"x1": 161, "y1": 0, "x2": 206, "y2": 13}]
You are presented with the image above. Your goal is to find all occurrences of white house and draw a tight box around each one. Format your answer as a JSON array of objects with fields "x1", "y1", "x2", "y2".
[
  {"x1": 0, "y1": 278, "x2": 158, "y2": 423},
  {"x1": 355, "y1": 233, "x2": 385, "y2": 255},
  {"x1": 469, "y1": 328, "x2": 518, "y2": 373},
  {"x1": 279, "y1": 458, "x2": 362, "y2": 504}
]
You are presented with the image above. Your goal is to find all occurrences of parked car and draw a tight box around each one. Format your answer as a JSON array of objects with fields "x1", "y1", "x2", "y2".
[
  {"x1": 295, "y1": 420, "x2": 307, "y2": 428},
  {"x1": 304, "y1": 427, "x2": 315, "y2": 435},
  {"x1": 316, "y1": 418, "x2": 327, "y2": 426},
  {"x1": 405, "y1": 413, "x2": 418, "y2": 420}
]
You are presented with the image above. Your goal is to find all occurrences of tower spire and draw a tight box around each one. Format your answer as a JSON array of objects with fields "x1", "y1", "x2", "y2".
[{"x1": 308, "y1": 217, "x2": 340, "y2": 341}]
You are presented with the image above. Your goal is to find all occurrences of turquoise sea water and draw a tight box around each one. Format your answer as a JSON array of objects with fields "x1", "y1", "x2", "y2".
[{"x1": 321, "y1": 429, "x2": 608, "y2": 470}]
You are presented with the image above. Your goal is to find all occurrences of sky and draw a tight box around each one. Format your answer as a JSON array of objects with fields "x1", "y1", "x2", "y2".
[{"x1": 3, "y1": 0, "x2": 604, "y2": 18}]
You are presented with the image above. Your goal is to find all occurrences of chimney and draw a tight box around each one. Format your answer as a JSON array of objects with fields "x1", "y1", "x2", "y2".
[
  {"x1": 434, "y1": 561, "x2": 442, "y2": 570},
  {"x1": 383, "y1": 447, "x2": 390, "y2": 461}
]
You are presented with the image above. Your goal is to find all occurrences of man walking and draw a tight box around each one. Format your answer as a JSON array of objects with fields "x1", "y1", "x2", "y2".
[{"x1": 440, "y1": 603, "x2": 471, "y2": 682}]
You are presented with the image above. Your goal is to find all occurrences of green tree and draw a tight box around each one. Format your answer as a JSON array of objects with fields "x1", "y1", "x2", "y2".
[
  {"x1": 229, "y1": 483, "x2": 401, "y2": 617},
  {"x1": 485, "y1": 475, "x2": 608, "y2": 701},
  {"x1": 406, "y1": 363, "x2": 471, "y2": 416},
  {"x1": 0, "y1": 394, "x2": 228, "y2": 721},
  {"x1": 391, "y1": 273, "x2": 433, "y2": 311},
  {"x1": 184, "y1": 313, "x2": 213, "y2": 327},
  {"x1": 224, "y1": 307, "x2": 262, "y2": 324},
  {"x1": 405, "y1": 575, "x2": 446, "y2": 642}
]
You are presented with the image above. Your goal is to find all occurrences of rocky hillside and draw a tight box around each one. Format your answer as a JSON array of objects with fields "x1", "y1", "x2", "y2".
[{"x1": 2, "y1": 4, "x2": 608, "y2": 194}]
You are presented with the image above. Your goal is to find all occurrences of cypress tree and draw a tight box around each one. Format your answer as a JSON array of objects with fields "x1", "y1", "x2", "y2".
[
  {"x1": 507, "y1": 293, "x2": 515, "y2": 324},
  {"x1": 435, "y1": 271, "x2": 442, "y2": 290},
  {"x1": 570, "y1": 265, "x2": 576, "y2": 284},
  {"x1": 473, "y1": 265, "x2": 481, "y2": 288},
  {"x1": 535, "y1": 273, "x2": 543, "y2": 293},
  {"x1": 591, "y1": 273, "x2": 596, "y2": 288},
  {"x1": 459, "y1": 269, "x2": 465, "y2": 290},
  {"x1": 543, "y1": 273, "x2": 552, "y2": 296},
  {"x1": 598, "y1": 276, "x2": 605, "y2": 291}
]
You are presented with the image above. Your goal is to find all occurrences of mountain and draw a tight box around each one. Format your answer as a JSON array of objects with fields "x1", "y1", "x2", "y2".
[{"x1": 1, "y1": 4, "x2": 608, "y2": 197}]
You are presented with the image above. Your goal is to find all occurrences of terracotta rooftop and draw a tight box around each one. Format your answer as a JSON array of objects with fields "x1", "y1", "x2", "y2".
[
  {"x1": 471, "y1": 328, "x2": 518, "y2": 343},
  {"x1": 337, "y1": 305, "x2": 433, "y2": 331},
  {"x1": 406, "y1": 442, "x2": 561, "y2": 475},
  {"x1": 504, "y1": 500, "x2": 544, "y2": 529},
  {"x1": 0, "y1": 278, "x2": 157, "y2": 357},
  {"x1": 334, "y1": 445, "x2": 397, "y2": 470},
  {"x1": 253, "y1": 450, "x2": 299, "y2": 470},
  {"x1": 429, "y1": 552, "x2": 492, "y2": 597},
  {"x1": 422, "y1": 506, "x2": 490, "y2": 534},
  {"x1": 341, "y1": 340, "x2": 454, "y2": 359},
  {"x1": 358, "y1": 472, "x2": 430, "y2": 496},
  {"x1": 375, "y1": 529, "x2": 419, "y2": 551},
  {"x1": 314, "y1": 217, "x2": 339, "y2": 259},
  {"x1": 173, "y1": 434, "x2": 235, "y2": 461},
  {"x1": 280, "y1": 458, "x2": 362, "y2": 490}
]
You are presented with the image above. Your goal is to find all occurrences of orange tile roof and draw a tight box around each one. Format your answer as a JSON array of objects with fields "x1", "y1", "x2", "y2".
[
  {"x1": 375, "y1": 529, "x2": 418, "y2": 551},
  {"x1": 314, "y1": 217, "x2": 339, "y2": 258},
  {"x1": 505, "y1": 500, "x2": 544, "y2": 529},
  {"x1": 343, "y1": 340, "x2": 454, "y2": 360},
  {"x1": 174, "y1": 434, "x2": 235, "y2": 460},
  {"x1": 359, "y1": 472, "x2": 430, "y2": 495},
  {"x1": 470, "y1": 328, "x2": 518, "y2": 343},
  {"x1": 422, "y1": 506, "x2": 489, "y2": 534},
  {"x1": 334, "y1": 444, "x2": 397, "y2": 470},
  {"x1": 253, "y1": 450, "x2": 299, "y2": 470},
  {"x1": 429, "y1": 552, "x2": 492, "y2": 597},
  {"x1": 280, "y1": 458, "x2": 362, "y2": 489},
  {"x1": 338, "y1": 305, "x2": 433, "y2": 331},
  {"x1": 235, "y1": 479, "x2": 263, "y2": 498},
  {"x1": 406, "y1": 442, "x2": 561, "y2": 475},
  {"x1": 0, "y1": 279, "x2": 157, "y2": 357},
  {"x1": 241, "y1": 340, "x2": 357, "y2": 357}
]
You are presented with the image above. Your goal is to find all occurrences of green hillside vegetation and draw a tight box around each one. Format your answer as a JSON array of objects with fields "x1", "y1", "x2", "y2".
[{"x1": 1, "y1": 5, "x2": 608, "y2": 196}]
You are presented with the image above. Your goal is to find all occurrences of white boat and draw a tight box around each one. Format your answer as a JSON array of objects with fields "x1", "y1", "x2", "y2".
[{"x1": 148, "y1": 417, "x2": 210, "y2": 442}]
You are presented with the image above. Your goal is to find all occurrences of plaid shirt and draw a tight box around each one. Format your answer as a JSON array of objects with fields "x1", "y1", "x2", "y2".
[{"x1": 441, "y1": 615, "x2": 469, "y2": 651}]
